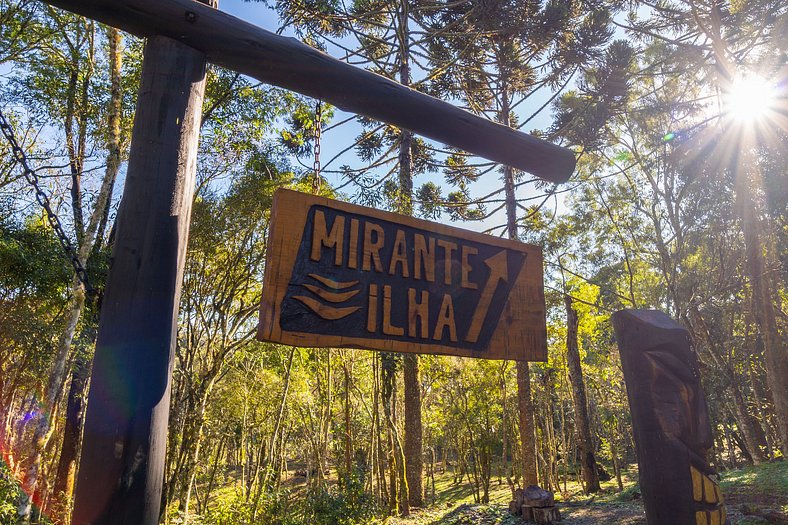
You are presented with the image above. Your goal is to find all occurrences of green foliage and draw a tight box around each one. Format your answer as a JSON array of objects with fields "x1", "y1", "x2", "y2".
[
  {"x1": 614, "y1": 483, "x2": 641, "y2": 502},
  {"x1": 0, "y1": 464, "x2": 22, "y2": 524},
  {"x1": 551, "y1": 40, "x2": 636, "y2": 150},
  {"x1": 1, "y1": 2, "x2": 785, "y2": 524},
  {"x1": 0, "y1": 217, "x2": 71, "y2": 392},
  {"x1": 299, "y1": 471, "x2": 379, "y2": 525},
  {"x1": 0, "y1": 216, "x2": 70, "y2": 297}
]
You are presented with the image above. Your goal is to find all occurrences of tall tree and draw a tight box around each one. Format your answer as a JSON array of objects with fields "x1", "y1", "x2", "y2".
[
  {"x1": 2, "y1": 10, "x2": 135, "y2": 518},
  {"x1": 422, "y1": 0, "x2": 625, "y2": 486},
  {"x1": 621, "y1": 0, "x2": 787, "y2": 456},
  {"x1": 49, "y1": 26, "x2": 125, "y2": 524},
  {"x1": 563, "y1": 293, "x2": 600, "y2": 493}
]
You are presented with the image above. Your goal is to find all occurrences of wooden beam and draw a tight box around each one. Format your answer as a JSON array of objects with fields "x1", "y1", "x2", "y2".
[
  {"x1": 39, "y1": 0, "x2": 576, "y2": 183},
  {"x1": 71, "y1": 35, "x2": 207, "y2": 524}
]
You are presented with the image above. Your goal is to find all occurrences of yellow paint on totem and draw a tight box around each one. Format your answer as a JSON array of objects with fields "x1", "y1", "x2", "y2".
[
  {"x1": 704, "y1": 476, "x2": 717, "y2": 504},
  {"x1": 691, "y1": 466, "x2": 703, "y2": 502},
  {"x1": 696, "y1": 510, "x2": 708, "y2": 525},
  {"x1": 710, "y1": 509, "x2": 721, "y2": 525}
]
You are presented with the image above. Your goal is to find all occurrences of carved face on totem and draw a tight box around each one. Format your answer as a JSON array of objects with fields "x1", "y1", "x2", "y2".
[
  {"x1": 645, "y1": 344, "x2": 712, "y2": 463},
  {"x1": 613, "y1": 309, "x2": 727, "y2": 525}
]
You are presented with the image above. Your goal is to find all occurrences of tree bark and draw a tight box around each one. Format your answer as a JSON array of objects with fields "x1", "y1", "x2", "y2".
[
  {"x1": 564, "y1": 294, "x2": 600, "y2": 493},
  {"x1": 344, "y1": 359, "x2": 352, "y2": 476},
  {"x1": 403, "y1": 354, "x2": 422, "y2": 507},
  {"x1": 515, "y1": 361, "x2": 538, "y2": 486},
  {"x1": 395, "y1": 1, "x2": 422, "y2": 506},
  {"x1": 50, "y1": 350, "x2": 90, "y2": 524},
  {"x1": 49, "y1": 28, "x2": 125, "y2": 524},
  {"x1": 499, "y1": 84, "x2": 538, "y2": 487},
  {"x1": 702, "y1": 0, "x2": 788, "y2": 458},
  {"x1": 735, "y1": 167, "x2": 788, "y2": 456}
]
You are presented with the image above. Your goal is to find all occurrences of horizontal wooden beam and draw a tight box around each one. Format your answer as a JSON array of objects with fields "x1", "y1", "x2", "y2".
[{"x1": 40, "y1": 0, "x2": 576, "y2": 183}]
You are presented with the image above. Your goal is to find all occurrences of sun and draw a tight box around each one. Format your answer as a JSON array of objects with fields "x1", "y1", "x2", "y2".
[{"x1": 725, "y1": 74, "x2": 778, "y2": 123}]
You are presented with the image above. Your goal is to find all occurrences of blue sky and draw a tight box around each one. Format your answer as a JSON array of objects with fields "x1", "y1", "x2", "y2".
[
  {"x1": 217, "y1": 0, "x2": 572, "y2": 235},
  {"x1": 0, "y1": 1, "x2": 572, "y2": 235}
]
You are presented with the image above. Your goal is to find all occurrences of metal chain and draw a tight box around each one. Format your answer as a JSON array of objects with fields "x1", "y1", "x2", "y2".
[
  {"x1": 0, "y1": 107, "x2": 94, "y2": 295},
  {"x1": 312, "y1": 100, "x2": 322, "y2": 194}
]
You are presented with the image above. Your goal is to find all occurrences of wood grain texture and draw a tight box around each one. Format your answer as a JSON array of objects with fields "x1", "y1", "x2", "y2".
[
  {"x1": 258, "y1": 189, "x2": 547, "y2": 361},
  {"x1": 612, "y1": 309, "x2": 727, "y2": 525},
  {"x1": 40, "y1": 0, "x2": 575, "y2": 183},
  {"x1": 71, "y1": 36, "x2": 207, "y2": 525}
]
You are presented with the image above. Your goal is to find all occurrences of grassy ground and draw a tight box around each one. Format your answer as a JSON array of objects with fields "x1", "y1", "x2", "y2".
[
  {"x1": 718, "y1": 462, "x2": 788, "y2": 524},
  {"x1": 187, "y1": 460, "x2": 786, "y2": 524},
  {"x1": 380, "y1": 461, "x2": 787, "y2": 525}
]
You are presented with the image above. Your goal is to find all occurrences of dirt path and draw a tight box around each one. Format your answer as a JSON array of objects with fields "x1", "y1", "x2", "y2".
[{"x1": 559, "y1": 501, "x2": 646, "y2": 524}]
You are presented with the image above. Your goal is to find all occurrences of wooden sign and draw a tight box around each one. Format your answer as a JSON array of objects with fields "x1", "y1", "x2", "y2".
[{"x1": 258, "y1": 189, "x2": 547, "y2": 361}]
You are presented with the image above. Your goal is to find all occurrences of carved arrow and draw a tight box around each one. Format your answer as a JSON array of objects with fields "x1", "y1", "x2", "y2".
[{"x1": 465, "y1": 250, "x2": 509, "y2": 344}]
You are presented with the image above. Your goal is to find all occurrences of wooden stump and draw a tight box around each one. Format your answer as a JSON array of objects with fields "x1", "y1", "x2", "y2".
[
  {"x1": 523, "y1": 485, "x2": 554, "y2": 507},
  {"x1": 510, "y1": 485, "x2": 561, "y2": 524},
  {"x1": 533, "y1": 507, "x2": 561, "y2": 524}
]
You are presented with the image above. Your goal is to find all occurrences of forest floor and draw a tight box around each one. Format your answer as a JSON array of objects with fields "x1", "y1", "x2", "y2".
[{"x1": 379, "y1": 461, "x2": 787, "y2": 525}]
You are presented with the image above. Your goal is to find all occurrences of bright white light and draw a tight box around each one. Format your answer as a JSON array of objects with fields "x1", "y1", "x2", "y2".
[{"x1": 726, "y1": 74, "x2": 777, "y2": 122}]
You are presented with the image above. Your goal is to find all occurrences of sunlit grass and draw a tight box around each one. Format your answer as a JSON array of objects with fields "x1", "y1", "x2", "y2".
[
  {"x1": 168, "y1": 461, "x2": 787, "y2": 523},
  {"x1": 720, "y1": 461, "x2": 788, "y2": 515}
]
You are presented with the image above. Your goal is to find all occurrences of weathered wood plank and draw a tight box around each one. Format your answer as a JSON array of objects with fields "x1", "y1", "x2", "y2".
[
  {"x1": 39, "y1": 0, "x2": 575, "y2": 183},
  {"x1": 257, "y1": 189, "x2": 548, "y2": 361}
]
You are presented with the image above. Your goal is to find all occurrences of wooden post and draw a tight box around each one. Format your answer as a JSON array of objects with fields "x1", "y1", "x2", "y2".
[
  {"x1": 71, "y1": 35, "x2": 207, "y2": 524},
  {"x1": 612, "y1": 310, "x2": 727, "y2": 525}
]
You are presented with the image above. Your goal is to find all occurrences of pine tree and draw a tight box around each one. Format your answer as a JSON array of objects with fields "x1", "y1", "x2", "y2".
[{"x1": 421, "y1": 0, "x2": 624, "y2": 488}]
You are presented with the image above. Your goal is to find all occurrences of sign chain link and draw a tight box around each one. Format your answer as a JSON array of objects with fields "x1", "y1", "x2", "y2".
[
  {"x1": 0, "y1": 107, "x2": 95, "y2": 296},
  {"x1": 312, "y1": 100, "x2": 322, "y2": 194}
]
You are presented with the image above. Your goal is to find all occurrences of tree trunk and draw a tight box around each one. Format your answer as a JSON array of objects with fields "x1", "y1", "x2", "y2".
[
  {"x1": 395, "y1": 0, "x2": 422, "y2": 507},
  {"x1": 498, "y1": 83, "x2": 538, "y2": 488},
  {"x1": 49, "y1": 28, "x2": 125, "y2": 524},
  {"x1": 688, "y1": 305, "x2": 769, "y2": 463},
  {"x1": 18, "y1": 283, "x2": 84, "y2": 521},
  {"x1": 564, "y1": 295, "x2": 600, "y2": 493},
  {"x1": 730, "y1": 376, "x2": 767, "y2": 464},
  {"x1": 516, "y1": 361, "x2": 538, "y2": 486},
  {"x1": 403, "y1": 355, "x2": 422, "y2": 507},
  {"x1": 703, "y1": 3, "x2": 788, "y2": 458},
  {"x1": 735, "y1": 167, "x2": 788, "y2": 456},
  {"x1": 50, "y1": 350, "x2": 90, "y2": 524},
  {"x1": 344, "y1": 358, "x2": 352, "y2": 476},
  {"x1": 609, "y1": 423, "x2": 624, "y2": 491}
]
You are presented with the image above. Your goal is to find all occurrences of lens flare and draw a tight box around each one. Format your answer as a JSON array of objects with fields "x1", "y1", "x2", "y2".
[{"x1": 726, "y1": 74, "x2": 778, "y2": 122}]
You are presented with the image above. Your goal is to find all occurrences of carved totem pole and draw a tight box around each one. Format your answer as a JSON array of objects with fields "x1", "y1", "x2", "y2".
[{"x1": 612, "y1": 309, "x2": 727, "y2": 525}]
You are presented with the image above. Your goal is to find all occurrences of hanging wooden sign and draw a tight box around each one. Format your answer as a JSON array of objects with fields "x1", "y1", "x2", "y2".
[{"x1": 258, "y1": 189, "x2": 547, "y2": 361}]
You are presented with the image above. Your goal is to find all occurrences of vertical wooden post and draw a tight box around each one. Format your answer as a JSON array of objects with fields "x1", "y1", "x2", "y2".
[
  {"x1": 612, "y1": 309, "x2": 727, "y2": 525},
  {"x1": 71, "y1": 35, "x2": 207, "y2": 524}
]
